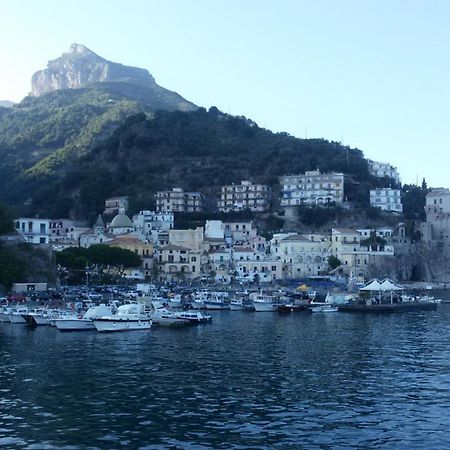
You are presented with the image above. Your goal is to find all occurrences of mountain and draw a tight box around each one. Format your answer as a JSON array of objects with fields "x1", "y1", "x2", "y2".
[
  {"x1": 0, "y1": 44, "x2": 197, "y2": 189},
  {"x1": 0, "y1": 101, "x2": 15, "y2": 108}
]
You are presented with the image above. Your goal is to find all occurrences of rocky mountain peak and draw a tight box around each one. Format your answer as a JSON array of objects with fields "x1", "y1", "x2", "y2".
[{"x1": 30, "y1": 43, "x2": 156, "y2": 97}]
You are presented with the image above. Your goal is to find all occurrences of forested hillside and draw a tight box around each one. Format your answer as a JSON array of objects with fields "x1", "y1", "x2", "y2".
[{"x1": 15, "y1": 107, "x2": 392, "y2": 222}]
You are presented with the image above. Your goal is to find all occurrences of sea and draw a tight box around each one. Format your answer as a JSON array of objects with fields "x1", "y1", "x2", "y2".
[{"x1": 2, "y1": 300, "x2": 450, "y2": 449}]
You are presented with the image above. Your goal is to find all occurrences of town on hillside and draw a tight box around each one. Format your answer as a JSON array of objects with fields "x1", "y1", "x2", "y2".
[{"x1": 7, "y1": 159, "x2": 450, "y2": 288}]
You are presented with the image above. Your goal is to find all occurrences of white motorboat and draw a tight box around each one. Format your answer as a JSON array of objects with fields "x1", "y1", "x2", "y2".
[
  {"x1": 176, "y1": 311, "x2": 212, "y2": 324},
  {"x1": 167, "y1": 294, "x2": 183, "y2": 309},
  {"x1": 93, "y1": 303, "x2": 152, "y2": 332},
  {"x1": 250, "y1": 292, "x2": 278, "y2": 312},
  {"x1": 311, "y1": 305, "x2": 339, "y2": 313},
  {"x1": 55, "y1": 304, "x2": 112, "y2": 331},
  {"x1": 149, "y1": 302, "x2": 189, "y2": 327},
  {"x1": 0, "y1": 306, "x2": 12, "y2": 322},
  {"x1": 9, "y1": 307, "x2": 29, "y2": 324}
]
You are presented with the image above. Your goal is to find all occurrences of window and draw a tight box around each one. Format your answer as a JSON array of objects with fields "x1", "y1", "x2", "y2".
[
  {"x1": 39, "y1": 237, "x2": 46, "y2": 244},
  {"x1": 191, "y1": 256, "x2": 196, "y2": 262}
]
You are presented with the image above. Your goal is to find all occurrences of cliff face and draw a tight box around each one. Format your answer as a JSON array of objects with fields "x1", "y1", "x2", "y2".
[{"x1": 31, "y1": 43, "x2": 158, "y2": 95}]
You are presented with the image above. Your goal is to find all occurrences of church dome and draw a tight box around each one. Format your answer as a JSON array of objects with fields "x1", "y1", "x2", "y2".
[{"x1": 110, "y1": 213, "x2": 133, "y2": 228}]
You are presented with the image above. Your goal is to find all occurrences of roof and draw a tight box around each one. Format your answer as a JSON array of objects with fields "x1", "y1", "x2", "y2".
[
  {"x1": 110, "y1": 213, "x2": 133, "y2": 228},
  {"x1": 280, "y1": 234, "x2": 310, "y2": 242},
  {"x1": 94, "y1": 214, "x2": 105, "y2": 228},
  {"x1": 108, "y1": 235, "x2": 150, "y2": 245}
]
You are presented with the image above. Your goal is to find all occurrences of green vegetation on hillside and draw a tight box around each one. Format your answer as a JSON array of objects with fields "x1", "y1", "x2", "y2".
[{"x1": 19, "y1": 107, "x2": 394, "y2": 222}]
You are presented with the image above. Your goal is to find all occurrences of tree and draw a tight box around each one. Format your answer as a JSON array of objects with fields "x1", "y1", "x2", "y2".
[{"x1": 328, "y1": 255, "x2": 342, "y2": 271}]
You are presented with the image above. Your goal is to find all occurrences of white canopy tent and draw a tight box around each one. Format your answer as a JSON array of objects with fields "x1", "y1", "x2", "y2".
[{"x1": 359, "y1": 279, "x2": 383, "y2": 291}]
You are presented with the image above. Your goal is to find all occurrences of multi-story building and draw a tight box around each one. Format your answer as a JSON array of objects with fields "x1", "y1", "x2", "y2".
[
  {"x1": 169, "y1": 227, "x2": 204, "y2": 252},
  {"x1": 218, "y1": 181, "x2": 271, "y2": 212},
  {"x1": 368, "y1": 160, "x2": 401, "y2": 184},
  {"x1": 421, "y1": 188, "x2": 450, "y2": 254},
  {"x1": 370, "y1": 188, "x2": 403, "y2": 212},
  {"x1": 104, "y1": 196, "x2": 129, "y2": 215},
  {"x1": 280, "y1": 170, "x2": 344, "y2": 207},
  {"x1": 277, "y1": 233, "x2": 331, "y2": 278},
  {"x1": 224, "y1": 221, "x2": 258, "y2": 245},
  {"x1": 155, "y1": 245, "x2": 201, "y2": 282},
  {"x1": 133, "y1": 210, "x2": 174, "y2": 242},
  {"x1": 155, "y1": 188, "x2": 204, "y2": 213},
  {"x1": 15, "y1": 218, "x2": 51, "y2": 244}
]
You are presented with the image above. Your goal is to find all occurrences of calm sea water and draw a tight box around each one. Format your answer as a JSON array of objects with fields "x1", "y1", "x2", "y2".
[{"x1": 2, "y1": 304, "x2": 450, "y2": 449}]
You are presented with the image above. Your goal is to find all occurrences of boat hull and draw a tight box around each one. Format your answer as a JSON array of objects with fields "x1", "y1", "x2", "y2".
[
  {"x1": 204, "y1": 302, "x2": 229, "y2": 310},
  {"x1": 253, "y1": 303, "x2": 277, "y2": 312},
  {"x1": 55, "y1": 318, "x2": 95, "y2": 331},
  {"x1": 9, "y1": 314, "x2": 27, "y2": 324},
  {"x1": 94, "y1": 318, "x2": 152, "y2": 332}
]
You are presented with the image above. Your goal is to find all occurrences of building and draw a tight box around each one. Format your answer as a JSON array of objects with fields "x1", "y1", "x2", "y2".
[
  {"x1": 155, "y1": 188, "x2": 204, "y2": 213},
  {"x1": 224, "y1": 221, "x2": 258, "y2": 246},
  {"x1": 79, "y1": 215, "x2": 114, "y2": 248},
  {"x1": 15, "y1": 218, "x2": 51, "y2": 244},
  {"x1": 133, "y1": 210, "x2": 174, "y2": 242},
  {"x1": 421, "y1": 188, "x2": 450, "y2": 252},
  {"x1": 368, "y1": 160, "x2": 400, "y2": 184},
  {"x1": 169, "y1": 227, "x2": 204, "y2": 252},
  {"x1": 107, "y1": 235, "x2": 154, "y2": 279},
  {"x1": 280, "y1": 170, "x2": 344, "y2": 207},
  {"x1": 277, "y1": 233, "x2": 331, "y2": 278},
  {"x1": 370, "y1": 188, "x2": 403, "y2": 212},
  {"x1": 155, "y1": 245, "x2": 201, "y2": 282},
  {"x1": 104, "y1": 196, "x2": 129, "y2": 215},
  {"x1": 218, "y1": 180, "x2": 271, "y2": 212},
  {"x1": 107, "y1": 213, "x2": 135, "y2": 235}
]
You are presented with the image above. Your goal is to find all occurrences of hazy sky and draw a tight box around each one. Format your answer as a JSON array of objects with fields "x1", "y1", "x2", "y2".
[{"x1": 1, "y1": 0, "x2": 449, "y2": 188}]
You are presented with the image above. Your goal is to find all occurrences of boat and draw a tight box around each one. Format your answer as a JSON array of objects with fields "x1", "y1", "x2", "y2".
[
  {"x1": 229, "y1": 298, "x2": 245, "y2": 311},
  {"x1": 0, "y1": 306, "x2": 12, "y2": 322},
  {"x1": 149, "y1": 302, "x2": 190, "y2": 327},
  {"x1": 167, "y1": 294, "x2": 183, "y2": 309},
  {"x1": 250, "y1": 292, "x2": 278, "y2": 312},
  {"x1": 176, "y1": 311, "x2": 212, "y2": 324},
  {"x1": 93, "y1": 303, "x2": 152, "y2": 332},
  {"x1": 204, "y1": 297, "x2": 230, "y2": 310},
  {"x1": 311, "y1": 305, "x2": 339, "y2": 313},
  {"x1": 55, "y1": 304, "x2": 112, "y2": 331},
  {"x1": 9, "y1": 307, "x2": 29, "y2": 324}
]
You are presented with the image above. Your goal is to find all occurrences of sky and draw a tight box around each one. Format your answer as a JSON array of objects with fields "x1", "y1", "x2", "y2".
[{"x1": 1, "y1": 0, "x2": 449, "y2": 188}]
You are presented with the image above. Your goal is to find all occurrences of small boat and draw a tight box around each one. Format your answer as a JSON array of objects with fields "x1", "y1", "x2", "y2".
[
  {"x1": 229, "y1": 298, "x2": 245, "y2": 311},
  {"x1": 149, "y1": 302, "x2": 190, "y2": 327},
  {"x1": 250, "y1": 292, "x2": 278, "y2": 312},
  {"x1": 93, "y1": 304, "x2": 152, "y2": 332},
  {"x1": 311, "y1": 305, "x2": 339, "y2": 313},
  {"x1": 204, "y1": 299, "x2": 230, "y2": 310},
  {"x1": 0, "y1": 306, "x2": 12, "y2": 322},
  {"x1": 55, "y1": 304, "x2": 112, "y2": 331},
  {"x1": 167, "y1": 294, "x2": 183, "y2": 309},
  {"x1": 9, "y1": 307, "x2": 29, "y2": 324},
  {"x1": 176, "y1": 311, "x2": 212, "y2": 324}
]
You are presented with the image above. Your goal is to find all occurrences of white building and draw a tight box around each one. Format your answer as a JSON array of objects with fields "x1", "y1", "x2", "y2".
[
  {"x1": 218, "y1": 180, "x2": 271, "y2": 212},
  {"x1": 370, "y1": 188, "x2": 403, "y2": 212},
  {"x1": 280, "y1": 170, "x2": 344, "y2": 207},
  {"x1": 368, "y1": 160, "x2": 401, "y2": 184},
  {"x1": 15, "y1": 218, "x2": 51, "y2": 244},
  {"x1": 133, "y1": 210, "x2": 174, "y2": 242},
  {"x1": 155, "y1": 188, "x2": 204, "y2": 213}
]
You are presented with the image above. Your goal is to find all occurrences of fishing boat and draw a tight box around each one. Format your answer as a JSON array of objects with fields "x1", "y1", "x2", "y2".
[
  {"x1": 9, "y1": 307, "x2": 29, "y2": 324},
  {"x1": 250, "y1": 292, "x2": 278, "y2": 312},
  {"x1": 176, "y1": 310, "x2": 212, "y2": 324}
]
